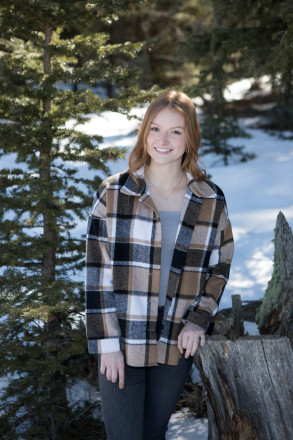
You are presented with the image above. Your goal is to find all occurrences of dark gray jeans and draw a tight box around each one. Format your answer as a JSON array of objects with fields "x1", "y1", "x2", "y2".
[{"x1": 98, "y1": 354, "x2": 193, "y2": 440}]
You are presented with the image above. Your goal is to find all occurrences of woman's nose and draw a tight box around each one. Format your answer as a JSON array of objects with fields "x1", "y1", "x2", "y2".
[{"x1": 160, "y1": 131, "x2": 169, "y2": 144}]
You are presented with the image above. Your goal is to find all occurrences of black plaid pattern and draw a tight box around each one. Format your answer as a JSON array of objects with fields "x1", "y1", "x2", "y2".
[{"x1": 85, "y1": 167, "x2": 234, "y2": 366}]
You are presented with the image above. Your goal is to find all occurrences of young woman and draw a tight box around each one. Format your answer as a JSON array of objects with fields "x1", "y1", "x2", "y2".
[{"x1": 85, "y1": 90, "x2": 234, "y2": 439}]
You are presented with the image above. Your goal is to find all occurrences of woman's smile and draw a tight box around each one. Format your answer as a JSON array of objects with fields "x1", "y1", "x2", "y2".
[{"x1": 154, "y1": 147, "x2": 173, "y2": 153}]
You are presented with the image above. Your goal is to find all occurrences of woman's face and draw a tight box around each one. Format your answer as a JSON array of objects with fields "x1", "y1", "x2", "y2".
[{"x1": 146, "y1": 107, "x2": 186, "y2": 169}]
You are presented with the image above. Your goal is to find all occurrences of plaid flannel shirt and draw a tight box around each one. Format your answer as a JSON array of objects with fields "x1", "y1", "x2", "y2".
[{"x1": 85, "y1": 167, "x2": 234, "y2": 366}]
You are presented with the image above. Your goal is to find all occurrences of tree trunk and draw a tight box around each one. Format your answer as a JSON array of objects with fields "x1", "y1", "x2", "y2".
[
  {"x1": 40, "y1": 23, "x2": 56, "y2": 282},
  {"x1": 39, "y1": 23, "x2": 67, "y2": 440},
  {"x1": 257, "y1": 212, "x2": 293, "y2": 340},
  {"x1": 194, "y1": 336, "x2": 293, "y2": 439}
]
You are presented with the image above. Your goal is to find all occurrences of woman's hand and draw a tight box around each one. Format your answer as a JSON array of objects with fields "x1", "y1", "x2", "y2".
[
  {"x1": 178, "y1": 322, "x2": 206, "y2": 358},
  {"x1": 100, "y1": 351, "x2": 125, "y2": 389}
]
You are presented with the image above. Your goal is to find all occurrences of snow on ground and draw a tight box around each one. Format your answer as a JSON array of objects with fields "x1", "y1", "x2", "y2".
[
  {"x1": 167, "y1": 409, "x2": 208, "y2": 440},
  {"x1": 224, "y1": 76, "x2": 273, "y2": 101}
]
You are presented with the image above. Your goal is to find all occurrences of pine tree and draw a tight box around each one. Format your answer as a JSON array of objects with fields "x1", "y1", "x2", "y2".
[
  {"x1": 180, "y1": 0, "x2": 293, "y2": 161},
  {"x1": 104, "y1": 0, "x2": 207, "y2": 89},
  {"x1": 0, "y1": 1, "x2": 146, "y2": 438},
  {"x1": 208, "y1": 0, "x2": 293, "y2": 133}
]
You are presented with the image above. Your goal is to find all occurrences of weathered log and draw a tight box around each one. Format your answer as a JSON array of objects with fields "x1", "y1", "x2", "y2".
[
  {"x1": 256, "y1": 212, "x2": 293, "y2": 340},
  {"x1": 194, "y1": 336, "x2": 293, "y2": 440},
  {"x1": 220, "y1": 300, "x2": 262, "y2": 323},
  {"x1": 214, "y1": 295, "x2": 245, "y2": 339}
]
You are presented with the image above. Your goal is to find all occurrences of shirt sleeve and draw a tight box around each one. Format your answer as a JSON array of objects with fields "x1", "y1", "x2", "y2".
[
  {"x1": 85, "y1": 186, "x2": 122, "y2": 354},
  {"x1": 184, "y1": 201, "x2": 234, "y2": 330}
]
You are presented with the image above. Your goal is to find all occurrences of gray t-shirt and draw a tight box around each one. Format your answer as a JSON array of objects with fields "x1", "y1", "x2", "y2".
[{"x1": 158, "y1": 210, "x2": 181, "y2": 307}]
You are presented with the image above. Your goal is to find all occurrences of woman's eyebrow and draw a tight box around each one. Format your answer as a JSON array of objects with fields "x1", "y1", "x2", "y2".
[{"x1": 150, "y1": 122, "x2": 184, "y2": 129}]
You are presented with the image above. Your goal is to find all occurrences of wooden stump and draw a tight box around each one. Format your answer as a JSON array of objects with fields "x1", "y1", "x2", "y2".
[{"x1": 194, "y1": 336, "x2": 293, "y2": 439}]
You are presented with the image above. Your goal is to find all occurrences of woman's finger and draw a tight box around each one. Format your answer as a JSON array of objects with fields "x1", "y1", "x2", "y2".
[
  {"x1": 106, "y1": 368, "x2": 112, "y2": 382},
  {"x1": 185, "y1": 334, "x2": 197, "y2": 358},
  {"x1": 100, "y1": 361, "x2": 106, "y2": 375},
  {"x1": 118, "y1": 365, "x2": 125, "y2": 389},
  {"x1": 177, "y1": 331, "x2": 184, "y2": 354},
  {"x1": 111, "y1": 368, "x2": 118, "y2": 384},
  {"x1": 200, "y1": 332, "x2": 206, "y2": 347},
  {"x1": 190, "y1": 337, "x2": 199, "y2": 357},
  {"x1": 181, "y1": 332, "x2": 189, "y2": 350}
]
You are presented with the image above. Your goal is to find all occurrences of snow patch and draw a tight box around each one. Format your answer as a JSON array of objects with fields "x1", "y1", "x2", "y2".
[{"x1": 167, "y1": 409, "x2": 208, "y2": 440}]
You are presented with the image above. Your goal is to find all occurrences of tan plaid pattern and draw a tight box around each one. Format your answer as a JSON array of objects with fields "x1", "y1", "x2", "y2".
[{"x1": 85, "y1": 167, "x2": 234, "y2": 366}]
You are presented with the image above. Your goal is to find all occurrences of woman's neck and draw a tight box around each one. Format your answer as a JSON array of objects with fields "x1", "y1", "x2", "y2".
[
  {"x1": 145, "y1": 164, "x2": 184, "y2": 191},
  {"x1": 144, "y1": 164, "x2": 187, "y2": 212}
]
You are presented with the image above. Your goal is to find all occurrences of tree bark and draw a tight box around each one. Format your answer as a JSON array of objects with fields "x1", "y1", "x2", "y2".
[{"x1": 194, "y1": 336, "x2": 293, "y2": 440}]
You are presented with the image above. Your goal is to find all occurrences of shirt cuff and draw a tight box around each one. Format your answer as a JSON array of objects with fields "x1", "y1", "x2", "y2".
[
  {"x1": 184, "y1": 320, "x2": 205, "y2": 331},
  {"x1": 99, "y1": 338, "x2": 121, "y2": 353},
  {"x1": 183, "y1": 309, "x2": 211, "y2": 331},
  {"x1": 87, "y1": 337, "x2": 121, "y2": 354}
]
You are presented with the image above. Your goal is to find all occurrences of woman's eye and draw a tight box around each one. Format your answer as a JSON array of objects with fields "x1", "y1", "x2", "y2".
[
  {"x1": 173, "y1": 130, "x2": 182, "y2": 135},
  {"x1": 150, "y1": 126, "x2": 159, "y2": 132}
]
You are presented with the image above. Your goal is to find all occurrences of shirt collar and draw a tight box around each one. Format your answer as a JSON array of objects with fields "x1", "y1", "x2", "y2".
[{"x1": 120, "y1": 166, "x2": 217, "y2": 199}]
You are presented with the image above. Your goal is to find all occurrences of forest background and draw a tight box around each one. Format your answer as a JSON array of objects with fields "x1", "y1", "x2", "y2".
[{"x1": 0, "y1": 1, "x2": 292, "y2": 439}]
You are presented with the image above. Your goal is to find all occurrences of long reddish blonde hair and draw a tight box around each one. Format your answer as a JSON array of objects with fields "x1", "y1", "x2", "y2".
[{"x1": 128, "y1": 90, "x2": 206, "y2": 182}]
